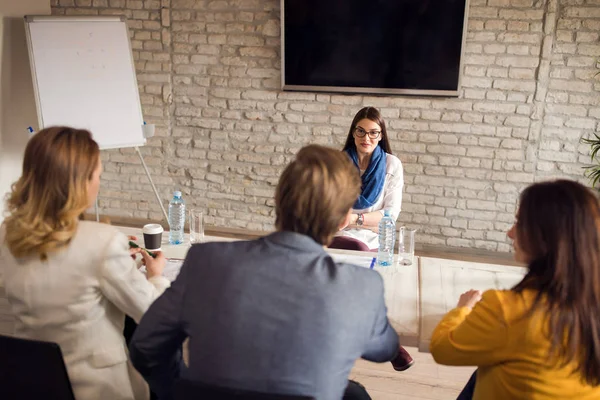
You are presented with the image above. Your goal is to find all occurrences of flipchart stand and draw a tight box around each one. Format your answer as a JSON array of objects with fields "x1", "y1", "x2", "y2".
[
  {"x1": 24, "y1": 16, "x2": 169, "y2": 224},
  {"x1": 137, "y1": 124, "x2": 168, "y2": 223},
  {"x1": 93, "y1": 128, "x2": 168, "y2": 224}
]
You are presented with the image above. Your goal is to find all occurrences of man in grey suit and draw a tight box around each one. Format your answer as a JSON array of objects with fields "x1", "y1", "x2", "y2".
[{"x1": 129, "y1": 145, "x2": 400, "y2": 400}]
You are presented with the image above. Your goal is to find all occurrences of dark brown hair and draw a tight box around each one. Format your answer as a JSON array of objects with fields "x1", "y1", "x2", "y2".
[
  {"x1": 275, "y1": 145, "x2": 361, "y2": 245},
  {"x1": 512, "y1": 179, "x2": 600, "y2": 385},
  {"x1": 342, "y1": 106, "x2": 392, "y2": 155},
  {"x1": 4, "y1": 126, "x2": 100, "y2": 259}
]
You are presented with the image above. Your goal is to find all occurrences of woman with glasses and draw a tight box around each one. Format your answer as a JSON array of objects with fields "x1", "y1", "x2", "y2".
[
  {"x1": 332, "y1": 107, "x2": 413, "y2": 372},
  {"x1": 333, "y1": 106, "x2": 404, "y2": 252}
]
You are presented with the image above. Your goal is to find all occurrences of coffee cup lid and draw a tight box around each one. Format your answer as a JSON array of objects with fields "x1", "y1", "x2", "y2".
[{"x1": 143, "y1": 224, "x2": 164, "y2": 234}]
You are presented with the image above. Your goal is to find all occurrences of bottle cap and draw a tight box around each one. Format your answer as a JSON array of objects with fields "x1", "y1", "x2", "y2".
[
  {"x1": 174, "y1": 190, "x2": 182, "y2": 198},
  {"x1": 383, "y1": 209, "x2": 391, "y2": 217}
]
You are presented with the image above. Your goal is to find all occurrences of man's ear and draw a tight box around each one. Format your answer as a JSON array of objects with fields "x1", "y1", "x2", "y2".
[{"x1": 338, "y1": 209, "x2": 353, "y2": 231}]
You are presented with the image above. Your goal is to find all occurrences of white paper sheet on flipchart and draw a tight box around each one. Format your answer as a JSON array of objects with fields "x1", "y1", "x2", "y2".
[
  {"x1": 330, "y1": 253, "x2": 376, "y2": 269},
  {"x1": 26, "y1": 17, "x2": 146, "y2": 150}
]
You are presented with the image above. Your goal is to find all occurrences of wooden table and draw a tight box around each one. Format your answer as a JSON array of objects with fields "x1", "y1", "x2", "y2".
[{"x1": 0, "y1": 226, "x2": 526, "y2": 352}]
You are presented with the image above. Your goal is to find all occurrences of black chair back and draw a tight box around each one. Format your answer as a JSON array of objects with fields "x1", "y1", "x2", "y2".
[
  {"x1": 174, "y1": 378, "x2": 314, "y2": 400},
  {"x1": 0, "y1": 334, "x2": 75, "y2": 400}
]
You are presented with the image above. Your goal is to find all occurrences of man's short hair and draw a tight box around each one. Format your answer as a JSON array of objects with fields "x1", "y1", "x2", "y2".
[{"x1": 275, "y1": 144, "x2": 361, "y2": 245}]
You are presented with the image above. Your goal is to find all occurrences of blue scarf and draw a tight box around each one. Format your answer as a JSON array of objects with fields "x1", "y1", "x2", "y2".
[{"x1": 346, "y1": 146, "x2": 386, "y2": 210}]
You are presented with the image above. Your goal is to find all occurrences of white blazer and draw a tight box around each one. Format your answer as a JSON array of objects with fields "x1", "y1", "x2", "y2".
[{"x1": 0, "y1": 221, "x2": 170, "y2": 400}]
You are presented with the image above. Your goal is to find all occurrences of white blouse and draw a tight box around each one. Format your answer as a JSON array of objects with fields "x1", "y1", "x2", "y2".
[{"x1": 338, "y1": 153, "x2": 404, "y2": 250}]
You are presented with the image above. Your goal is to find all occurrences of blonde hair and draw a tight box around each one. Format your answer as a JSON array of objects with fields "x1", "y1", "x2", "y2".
[
  {"x1": 275, "y1": 144, "x2": 361, "y2": 245},
  {"x1": 4, "y1": 126, "x2": 100, "y2": 260}
]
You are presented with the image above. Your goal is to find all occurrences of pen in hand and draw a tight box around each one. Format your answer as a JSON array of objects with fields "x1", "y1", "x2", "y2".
[{"x1": 128, "y1": 240, "x2": 157, "y2": 258}]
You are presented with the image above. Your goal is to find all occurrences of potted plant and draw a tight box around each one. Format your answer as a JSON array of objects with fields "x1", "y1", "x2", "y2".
[
  {"x1": 582, "y1": 61, "x2": 600, "y2": 189},
  {"x1": 582, "y1": 133, "x2": 600, "y2": 190}
]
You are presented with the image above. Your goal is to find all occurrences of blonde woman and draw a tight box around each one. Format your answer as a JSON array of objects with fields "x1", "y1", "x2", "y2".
[{"x1": 0, "y1": 127, "x2": 169, "y2": 400}]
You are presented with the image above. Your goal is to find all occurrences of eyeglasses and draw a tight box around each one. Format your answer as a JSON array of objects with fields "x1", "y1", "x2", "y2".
[{"x1": 353, "y1": 126, "x2": 381, "y2": 139}]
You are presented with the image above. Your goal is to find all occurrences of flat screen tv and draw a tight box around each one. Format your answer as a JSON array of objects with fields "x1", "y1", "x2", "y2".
[{"x1": 281, "y1": 0, "x2": 470, "y2": 97}]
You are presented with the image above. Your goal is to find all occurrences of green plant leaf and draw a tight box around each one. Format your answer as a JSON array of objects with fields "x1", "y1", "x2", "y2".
[{"x1": 581, "y1": 132, "x2": 600, "y2": 190}]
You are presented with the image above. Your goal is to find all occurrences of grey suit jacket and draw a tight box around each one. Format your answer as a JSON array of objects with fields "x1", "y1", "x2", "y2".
[{"x1": 130, "y1": 231, "x2": 399, "y2": 400}]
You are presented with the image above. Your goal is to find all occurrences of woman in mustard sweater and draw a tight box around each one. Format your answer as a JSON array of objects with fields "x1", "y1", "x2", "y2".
[{"x1": 430, "y1": 179, "x2": 600, "y2": 400}]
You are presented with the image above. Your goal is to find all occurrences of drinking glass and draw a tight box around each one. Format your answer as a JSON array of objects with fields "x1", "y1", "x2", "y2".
[
  {"x1": 398, "y1": 227, "x2": 416, "y2": 266},
  {"x1": 189, "y1": 209, "x2": 204, "y2": 244}
]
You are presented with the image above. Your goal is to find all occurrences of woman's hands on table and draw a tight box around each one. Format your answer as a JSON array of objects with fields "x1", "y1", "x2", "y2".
[
  {"x1": 142, "y1": 250, "x2": 166, "y2": 279},
  {"x1": 127, "y1": 235, "x2": 165, "y2": 278}
]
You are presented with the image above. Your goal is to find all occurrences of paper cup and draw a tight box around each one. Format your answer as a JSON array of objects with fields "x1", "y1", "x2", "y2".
[{"x1": 142, "y1": 223, "x2": 163, "y2": 251}]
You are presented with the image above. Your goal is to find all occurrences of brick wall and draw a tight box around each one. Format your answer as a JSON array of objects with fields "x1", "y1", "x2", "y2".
[{"x1": 51, "y1": 0, "x2": 600, "y2": 252}]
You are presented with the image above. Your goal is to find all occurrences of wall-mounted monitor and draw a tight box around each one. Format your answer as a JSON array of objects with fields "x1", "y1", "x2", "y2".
[{"x1": 281, "y1": 0, "x2": 470, "y2": 97}]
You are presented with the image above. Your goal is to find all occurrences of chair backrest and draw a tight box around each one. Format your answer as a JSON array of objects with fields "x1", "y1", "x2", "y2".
[
  {"x1": 328, "y1": 236, "x2": 372, "y2": 252},
  {"x1": 0, "y1": 334, "x2": 75, "y2": 400},
  {"x1": 174, "y1": 379, "x2": 315, "y2": 400}
]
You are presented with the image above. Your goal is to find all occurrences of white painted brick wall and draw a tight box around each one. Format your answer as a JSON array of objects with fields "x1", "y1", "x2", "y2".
[{"x1": 49, "y1": 0, "x2": 600, "y2": 252}]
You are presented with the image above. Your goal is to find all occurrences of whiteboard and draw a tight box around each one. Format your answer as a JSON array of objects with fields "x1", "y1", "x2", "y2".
[{"x1": 25, "y1": 16, "x2": 145, "y2": 150}]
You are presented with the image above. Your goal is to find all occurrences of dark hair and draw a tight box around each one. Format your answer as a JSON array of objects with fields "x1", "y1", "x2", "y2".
[
  {"x1": 275, "y1": 145, "x2": 361, "y2": 245},
  {"x1": 342, "y1": 106, "x2": 392, "y2": 155},
  {"x1": 512, "y1": 179, "x2": 600, "y2": 386}
]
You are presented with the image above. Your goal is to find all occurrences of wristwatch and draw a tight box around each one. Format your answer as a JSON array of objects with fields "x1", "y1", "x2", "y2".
[{"x1": 356, "y1": 213, "x2": 364, "y2": 226}]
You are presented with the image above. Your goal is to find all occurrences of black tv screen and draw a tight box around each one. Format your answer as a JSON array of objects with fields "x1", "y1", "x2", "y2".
[{"x1": 282, "y1": 0, "x2": 469, "y2": 96}]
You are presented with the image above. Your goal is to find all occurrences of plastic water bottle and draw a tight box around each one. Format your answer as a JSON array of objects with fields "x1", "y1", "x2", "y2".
[
  {"x1": 377, "y1": 209, "x2": 396, "y2": 266},
  {"x1": 168, "y1": 190, "x2": 185, "y2": 245}
]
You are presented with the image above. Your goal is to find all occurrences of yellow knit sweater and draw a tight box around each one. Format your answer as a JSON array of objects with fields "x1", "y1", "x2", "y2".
[{"x1": 430, "y1": 289, "x2": 600, "y2": 399}]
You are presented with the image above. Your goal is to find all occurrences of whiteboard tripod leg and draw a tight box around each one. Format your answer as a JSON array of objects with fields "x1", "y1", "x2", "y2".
[{"x1": 136, "y1": 146, "x2": 169, "y2": 223}]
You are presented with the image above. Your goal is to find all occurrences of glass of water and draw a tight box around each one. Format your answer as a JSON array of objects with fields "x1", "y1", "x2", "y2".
[
  {"x1": 398, "y1": 227, "x2": 416, "y2": 266},
  {"x1": 189, "y1": 209, "x2": 204, "y2": 244}
]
